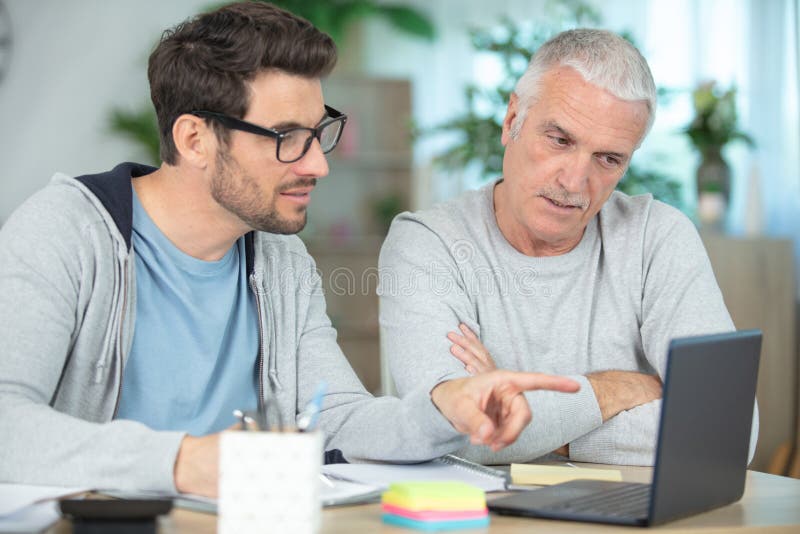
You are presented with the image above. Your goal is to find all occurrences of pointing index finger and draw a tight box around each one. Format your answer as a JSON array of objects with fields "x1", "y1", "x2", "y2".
[{"x1": 501, "y1": 371, "x2": 581, "y2": 394}]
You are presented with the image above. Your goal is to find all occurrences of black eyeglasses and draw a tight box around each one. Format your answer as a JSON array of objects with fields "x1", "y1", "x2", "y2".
[{"x1": 191, "y1": 105, "x2": 347, "y2": 163}]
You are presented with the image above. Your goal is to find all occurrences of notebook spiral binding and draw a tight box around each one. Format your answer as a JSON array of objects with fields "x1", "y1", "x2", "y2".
[{"x1": 438, "y1": 454, "x2": 511, "y2": 487}]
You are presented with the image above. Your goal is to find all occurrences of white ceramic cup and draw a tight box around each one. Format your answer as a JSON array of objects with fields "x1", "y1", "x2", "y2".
[{"x1": 218, "y1": 430, "x2": 323, "y2": 534}]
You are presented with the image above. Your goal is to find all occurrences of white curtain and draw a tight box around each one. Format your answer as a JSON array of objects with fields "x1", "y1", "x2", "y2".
[{"x1": 743, "y1": 0, "x2": 799, "y2": 239}]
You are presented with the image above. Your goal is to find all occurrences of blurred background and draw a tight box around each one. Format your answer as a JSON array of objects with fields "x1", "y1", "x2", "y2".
[{"x1": 0, "y1": 0, "x2": 797, "y2": 476}]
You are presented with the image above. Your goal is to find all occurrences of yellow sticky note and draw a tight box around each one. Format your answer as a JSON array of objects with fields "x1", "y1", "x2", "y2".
[
  {"x1": 510, "y1": 464, "x2": 623, "y2": 486},
  {"x1": 381, "y1": 481, "x2": 486, "y2": 511}
]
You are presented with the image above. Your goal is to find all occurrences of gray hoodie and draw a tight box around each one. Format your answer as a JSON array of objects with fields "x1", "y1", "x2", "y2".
[{"x1": 0, "y1": 163, "x2": 465, "y2": 493}]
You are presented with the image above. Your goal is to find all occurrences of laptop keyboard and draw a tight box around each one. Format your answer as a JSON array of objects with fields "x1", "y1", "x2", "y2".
[{"x1": 548, "y1": 483, "x2": 650, "y2": 519}]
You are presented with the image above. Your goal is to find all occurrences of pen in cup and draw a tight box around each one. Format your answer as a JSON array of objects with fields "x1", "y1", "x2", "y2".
[
  {"x1": 232, "y1": 409, "x2": 259, "y2": 431},
  {"x1": 233, "y1": 409, "x2": 246, "y2": 430},
  {"x1": 297, "y1": 381, "x2": 327, "y2": 432}
]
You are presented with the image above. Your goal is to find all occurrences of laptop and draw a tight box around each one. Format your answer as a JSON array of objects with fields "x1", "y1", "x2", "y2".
[{"x1": 488, "y1": 329, "x2": 762, "y2": 527}]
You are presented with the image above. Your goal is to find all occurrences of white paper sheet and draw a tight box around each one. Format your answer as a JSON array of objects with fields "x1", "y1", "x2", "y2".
[
  {"x1": 0, "y1": 484, "x2": 88, "y2": 516},
  {"x1": 322, "y1": 457, "x2": 508, "y2": 492},
  {"x1": 0, "y1": 484, "x2": 89, "y2": 534}
]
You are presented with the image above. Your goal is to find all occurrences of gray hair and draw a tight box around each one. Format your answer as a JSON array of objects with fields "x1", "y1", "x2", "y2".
[{"x1": 510, "y1": 28, "x2": 656, "y2": 139}]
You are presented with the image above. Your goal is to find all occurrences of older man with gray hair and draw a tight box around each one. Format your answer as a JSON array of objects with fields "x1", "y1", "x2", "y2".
[{"x1": 379, "y1": 28, "x2": 758, "y2": 465}]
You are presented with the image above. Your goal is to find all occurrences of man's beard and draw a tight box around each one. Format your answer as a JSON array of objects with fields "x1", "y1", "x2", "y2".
[{"x1": 210, "y1": 149, "x2": 315, "y2": 235}]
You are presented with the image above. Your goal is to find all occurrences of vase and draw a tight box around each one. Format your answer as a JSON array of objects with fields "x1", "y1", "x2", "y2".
[
  {"x1": 696, "y1": 147, "x2": 731, "y2": 229},
  {"x1": 696, "y1": 147, "x2": 731, "y2": 203}
]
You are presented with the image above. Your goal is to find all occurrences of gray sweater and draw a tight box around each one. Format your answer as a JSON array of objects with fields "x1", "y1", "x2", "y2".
[
  {"x1": 379, "y1": 181, "x2": 758, "y2": 465},
  {"x1": 0, "y1": 163, "x2": 465, "y2": 493}
]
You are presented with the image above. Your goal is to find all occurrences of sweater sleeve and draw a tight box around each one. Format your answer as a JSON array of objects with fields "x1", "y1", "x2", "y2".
[
  {"x1": 568, "y1": 202, "x2": 759, "y2": 465},
  {"x1": 293, "y1": 247, "x2": 469, "y2": 462},
  {"x1": 0, "y1": 186, "x2": 185, "y2": 492},
  {"x1": 378, "y1": 215, "x2": 601, "y2": 463}
]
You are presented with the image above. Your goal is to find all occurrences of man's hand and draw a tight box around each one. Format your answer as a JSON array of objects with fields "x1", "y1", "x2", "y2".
[
  {"x1": 174, "y1": 433, "x2": 222, "y2": 497},
  {"x1": 430, "y1": 370, "x2": 580, "y2": 451},
  {"x1": 448, "y1": 323, "x2": 497, "y2": 374},
  {"x1": 587, "y1": 370, "x2": 662, "y2": 422}
]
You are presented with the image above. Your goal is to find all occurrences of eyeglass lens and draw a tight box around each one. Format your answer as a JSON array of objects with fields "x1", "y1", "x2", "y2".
[{"x1": 279, "y1": 119, "x2": 343, "y2": 162}]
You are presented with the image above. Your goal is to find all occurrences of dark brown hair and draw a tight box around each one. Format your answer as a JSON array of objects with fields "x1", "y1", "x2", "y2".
[{"x1": 148, "y1": 1, "x2": 337, "y2": 164}]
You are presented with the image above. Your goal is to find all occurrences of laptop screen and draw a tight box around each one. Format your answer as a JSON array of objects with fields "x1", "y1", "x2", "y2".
[{"x1": 649, "y1": 330, "x2": 761, "y2": 524}]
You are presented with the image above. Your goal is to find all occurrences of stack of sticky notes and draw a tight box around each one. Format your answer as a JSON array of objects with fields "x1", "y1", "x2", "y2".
[{"x1": 381, "y1": 481, "x2": 489, "y2": 531}]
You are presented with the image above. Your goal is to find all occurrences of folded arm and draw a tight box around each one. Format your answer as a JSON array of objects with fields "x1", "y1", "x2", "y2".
[
  {"x1": 450, "y1": 325, "x2": 662, "y2": 461},
  {"x1": 294, "y1": 253, "x2": 581, "y2": 467},
  {"x1": 450, "y1": 325, "x2": 663, "y2": 422}
]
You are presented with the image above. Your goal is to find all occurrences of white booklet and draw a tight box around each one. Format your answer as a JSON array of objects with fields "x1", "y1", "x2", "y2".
[{"x1": 322, "y1": 454, "x2": 509, "y2": 493}]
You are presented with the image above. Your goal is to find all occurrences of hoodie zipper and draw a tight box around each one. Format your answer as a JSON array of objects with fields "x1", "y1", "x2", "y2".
[
  {"x1": 112, "y1": 256, "x2": 129, "y2": 418},
  {"x1": 250, "y1": 274, "x2": 267, "y2": 414}
]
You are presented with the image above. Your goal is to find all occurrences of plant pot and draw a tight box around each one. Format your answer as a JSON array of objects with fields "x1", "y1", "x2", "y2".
[
  {"x1": 696, "y1": 147, "x2": 731, "y2": 204},
  {"x1": 695, "y1": 147, "x2": 730, "y2": 230},
  {"x1": 697, "y1": 191, "x2": 726, "y2": 230}
]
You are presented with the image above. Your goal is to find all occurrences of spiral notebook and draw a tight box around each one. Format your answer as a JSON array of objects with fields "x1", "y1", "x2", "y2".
[{"x1": 321, "y1": 454, "x2": 509, "y2": 493}]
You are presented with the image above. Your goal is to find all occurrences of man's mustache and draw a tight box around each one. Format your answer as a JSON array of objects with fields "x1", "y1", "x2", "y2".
[
  {"x1": 537, "y1": 186, "x2": 589, "y2": 210},
  {"x1": 277, "y1": 178, "x2": 318, "y2": 193}
]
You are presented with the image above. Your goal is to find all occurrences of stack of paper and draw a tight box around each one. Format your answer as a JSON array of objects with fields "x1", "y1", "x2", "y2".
[
  {"x1": 0, "y1": 483, "x2": 88, "y2": 533},
  {"x1": 510, "y1": 464, "x2": 622, "y2": 486},
  {"x1": 322, "y1": 456, "x2": 507, "y2": 493},
  {"x1": 381, "y1": 481, "x2": 489, "y2": 531}
]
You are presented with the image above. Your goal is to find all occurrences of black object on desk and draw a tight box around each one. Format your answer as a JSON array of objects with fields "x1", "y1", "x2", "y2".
[{"x1": 59, "y1": 498, "x2": 173, "y2": 534}]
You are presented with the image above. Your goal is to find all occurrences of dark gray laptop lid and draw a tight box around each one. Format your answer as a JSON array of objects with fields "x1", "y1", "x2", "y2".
[{"x1": 649, "y1": 330, "x2": 761, "y2": 525}]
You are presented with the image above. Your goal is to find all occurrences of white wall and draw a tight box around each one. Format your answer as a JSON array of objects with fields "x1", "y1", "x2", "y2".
[{"x1": 0, "y1": 0, "x2": 207, "y2": 223}]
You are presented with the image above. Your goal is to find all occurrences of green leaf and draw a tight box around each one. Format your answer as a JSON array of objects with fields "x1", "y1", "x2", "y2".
[
  {"x1": 617, "y1": 163, "x2": 683, "y2": 208},
  {"x1": 265, "y1": 0, "x2": 435, "y2": 45},
  {"x1": 109, "y1": 107, "x2": 161, "y2": 165},
  {"x1": 378, "y1": 5, "x2": 436, "y2": 40}
]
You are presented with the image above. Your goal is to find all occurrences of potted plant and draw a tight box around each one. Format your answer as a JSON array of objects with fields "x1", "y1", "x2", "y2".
[{"x1": 684, "y1": 82, "x2": 754, "y2": 226}]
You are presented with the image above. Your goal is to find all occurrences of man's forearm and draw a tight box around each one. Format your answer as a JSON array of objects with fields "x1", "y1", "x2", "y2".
[
  {"x1": 559, "y1": 370, "x2": 662, "y2": 465},
  {"x1": 0, "y1": 402, "x2": 185, "y2": 492},
  {"x1": 570, "y1": 396, "x2": 761, "y2": 466},
  {"x1": 569, "y1": 400, "x2": 660, "y2": 465},
  {"x1": 174, "y1": 433, "x2": 220, "y2": 497},
  {"x1": 586, "y1": 370, "x2": 662, "y2": 422}
]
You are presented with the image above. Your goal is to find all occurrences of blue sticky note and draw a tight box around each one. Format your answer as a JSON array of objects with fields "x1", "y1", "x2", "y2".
[{"x1": 382, "y1": 513, "x2": 490, "y2": 531}]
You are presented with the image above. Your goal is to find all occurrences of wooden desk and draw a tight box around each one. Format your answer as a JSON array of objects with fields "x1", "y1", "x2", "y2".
[{"x1": 48, "y1": 465, "x2": 800, "y2": 533}]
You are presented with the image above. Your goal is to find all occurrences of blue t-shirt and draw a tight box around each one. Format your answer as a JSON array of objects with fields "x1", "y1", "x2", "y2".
[{"x1": 115, "y1": 188, "x2": 259, "y2": 435}]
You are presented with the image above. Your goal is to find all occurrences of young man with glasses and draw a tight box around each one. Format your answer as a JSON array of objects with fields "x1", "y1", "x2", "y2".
[{"x1": 0, "y1": 2, "x2": 578, "y2": 498}]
